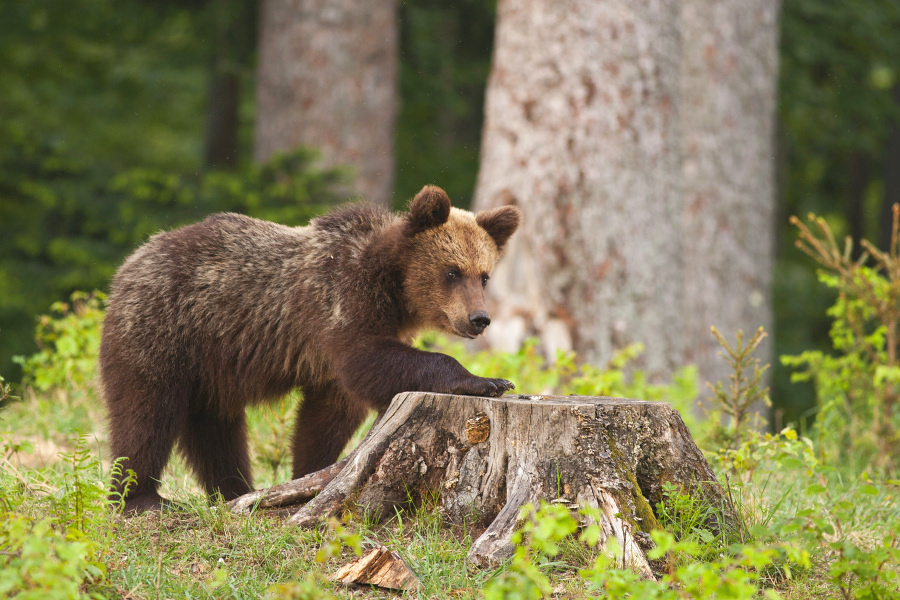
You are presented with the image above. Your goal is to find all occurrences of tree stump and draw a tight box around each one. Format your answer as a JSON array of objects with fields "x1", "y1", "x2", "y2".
[{"x1": 231, "y1": 393, "x2": 735, "y2": 571}]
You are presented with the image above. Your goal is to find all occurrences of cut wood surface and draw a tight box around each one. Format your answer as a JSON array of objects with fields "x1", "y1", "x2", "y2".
[
  {"x1": 332, "y1": 545, "x2": 421, "y2": 591},
  {"x1": 231, "y1": 393, "x2": 735, "y2": 572}
]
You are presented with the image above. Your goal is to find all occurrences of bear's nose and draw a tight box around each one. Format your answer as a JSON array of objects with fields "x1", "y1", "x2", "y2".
[{"x1": 469, "y1": 311, "x2": 491, "y2": 331}]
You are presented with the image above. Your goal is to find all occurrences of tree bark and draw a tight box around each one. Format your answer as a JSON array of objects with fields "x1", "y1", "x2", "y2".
[
  {"x1": 254, "y1": 0, "x2": 397, "y2": 206},
  {"x1": 678, "y1": 0, "x2": 780, "y2": 397},
  {"x1": 473, "y1": 0, "x2": 683, "y2": 376},
  {"x1": 881, "y1": 85, "x2": 900, "y2": 252},
  {"x1": 203, "y1": 0, "x2": 255, "y2": 170},
  {"x1": 473, "y1": 0, "x2": 780, "y2": 393},
  {"x1": 232, "y1": 392, "x2": 736, "y2": 572}
]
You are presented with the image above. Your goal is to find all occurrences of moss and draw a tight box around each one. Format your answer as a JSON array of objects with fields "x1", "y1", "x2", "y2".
[{"x1": 603, "y1": 435, "x2": 662, "y2": 534}]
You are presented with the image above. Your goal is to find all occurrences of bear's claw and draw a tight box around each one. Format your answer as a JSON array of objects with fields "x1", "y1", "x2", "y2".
[{"x1": 448, "y1": 375, "x2": 514, "y2": 397}]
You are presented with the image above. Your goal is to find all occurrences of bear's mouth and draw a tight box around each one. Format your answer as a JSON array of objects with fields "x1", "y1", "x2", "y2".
[{"x1": 451, "y1": 321, "x2": 485, "y2": 339}]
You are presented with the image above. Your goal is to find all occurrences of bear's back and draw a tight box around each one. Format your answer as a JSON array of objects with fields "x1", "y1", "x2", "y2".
[{"x1": 101, "y1": 207, "x2": 396, "y2": 406}]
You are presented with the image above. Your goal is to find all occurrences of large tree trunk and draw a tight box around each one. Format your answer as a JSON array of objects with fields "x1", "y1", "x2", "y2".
[
  {"x1": 254, "y1": 0, "x2": 397, "y2": 206},
  {"x1": 473, "y1": 0, "x2": 683, "y2": 376},
  {"x1": 678, "y1": 0, "x2": 780, "y2": 396},
  {"x1": 231, "y1": 392, "x2": 736, "y2": 572},
  {"x1": 474, "y1": 0, "x2": 780, "y2": 392}
]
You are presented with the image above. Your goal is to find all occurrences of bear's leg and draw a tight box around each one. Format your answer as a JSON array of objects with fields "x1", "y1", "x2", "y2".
[
  {"x1": 178, "y1": 409, "x2": 253, "y2": 501},
  {"x1": 291, "y1": 383, "x2": 370, "y2": 479},
  {"x1": 106, "y1": 386, "x2": 185, "y2": 514}
]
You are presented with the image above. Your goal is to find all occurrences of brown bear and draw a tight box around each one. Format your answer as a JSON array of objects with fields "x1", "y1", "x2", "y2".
[{"x1": 99, "y1": 185, "x2": 520, "y2": 513}]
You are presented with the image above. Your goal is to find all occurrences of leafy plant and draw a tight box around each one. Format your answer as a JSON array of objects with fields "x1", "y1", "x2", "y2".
[
  {"x1": 13, "y1": 291, "x2": 105, "y2": 395},
  {"x1": 0, "y1": 434, "x2": 122, "y2": 599},
  {"x1": 483, "y1": 502, "x2": 579, "y2": 600},
  {"x1": 265, "y1": 517, "x2": 362, "y2": 600},
  {"x1": 0, "y1": 372, "x2": 17, "y2": 410},
  {"x1": 704, "y1": 326, "x2": 772, "y2": 450},
  {"x1": 483, "y1": 499, "x2": 808, "y2": 600},
  {"x1": 783, "y1": 206, "x2": 900, "y2": 471},
  {"x1": 655, "y1": 481, "x2": 726, "y2": 562},
  {"x1": 0, "y1": 513, "x2": 104, "y2": 600},
  {"x1": 582, "y1": 529, "x2": 806, "y2": 600}
]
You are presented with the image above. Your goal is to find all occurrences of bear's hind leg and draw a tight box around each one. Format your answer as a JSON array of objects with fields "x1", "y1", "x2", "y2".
[
  {"x1": 178, "y1": 409, "x2": 253, "y2": 501},
  {"x1": 106, "y1": 386, "x2": 185, "y2": 514},
  {"x1": 291, "y1": 383, "x2": 370, "y2": 479}
]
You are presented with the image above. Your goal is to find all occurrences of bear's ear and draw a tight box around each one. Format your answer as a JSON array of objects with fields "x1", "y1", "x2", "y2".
[
  {"x1": 476, "y1": 205, "x2": 521, "y2": 251},
  {"x1": 408, "y1": 185, "x2": 451, "y2": 232}
]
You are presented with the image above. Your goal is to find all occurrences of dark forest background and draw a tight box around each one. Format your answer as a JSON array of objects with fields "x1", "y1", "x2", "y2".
[{"x1": 1, "y1": 0, "x2": 898, "y2": 427}]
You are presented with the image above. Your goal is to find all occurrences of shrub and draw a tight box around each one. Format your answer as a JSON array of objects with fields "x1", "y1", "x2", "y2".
[
  {"x1": 783, "y1": 206, "x2": 900, "y2": 472},
  {"x1": 12, "y1": 291, "x2": 104, "y2": 395},
  {"x1": 0, "y1": 435, "x2": 118, "y2": 599}
]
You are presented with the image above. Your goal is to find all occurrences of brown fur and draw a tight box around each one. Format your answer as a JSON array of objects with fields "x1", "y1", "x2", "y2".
[{"x1": 99, "y1": 185, "x2": 520, "y2": 513}]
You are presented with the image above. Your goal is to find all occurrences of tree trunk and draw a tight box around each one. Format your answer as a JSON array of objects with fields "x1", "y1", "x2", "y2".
[
  {"x1": 473, "y1": 0, "x2": 780, "y2": 393},
  {"x1": 254, "y1": 0, "x2": 397, "y2": 206},
  {"x1": 204, "y1": 69, "x2": 241, "y2": 169},
  {"x1": 473, "y1": 0, "x2": 683, "y2": 376},
  {"x1": 231, "y1": 392, "x2": 736, "y2": 572},
  {"x1": 881, "y1": 85, "x2": 900, "y2": 252},
  {"x1": 678, "y1": 0, "x2": 780, "y2": 398},
  {"x1": 203, "y1": 0, "x2": 255, "y2": 170}
]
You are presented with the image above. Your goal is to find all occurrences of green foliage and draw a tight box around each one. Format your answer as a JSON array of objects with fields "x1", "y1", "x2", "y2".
[
  {"x1": 775, "y1": 0, "x2": 900, "y2": 424},
  {"x1": 0, "y1": 435, "x2": 121, "y2": 599},
  {"x1": 704, "y1": 327, "x2": 772, "y2": 450},
  {"x1": 0, "y1": 514, "x2": 103, "y2": 600},
  {"x1": 761, "y1": 448, "x2": 900, "y2": 600},
  {"x1": 783, "y1": 209, "x2": 900, "y2": 471},
  {"x1": 483, "y1": 500, "x2": 808, "y2": 600},
  {"x1": 13, "y1": 291, "x2": 105, "y2": 394},
  {"x1": 780, "y1": 1, "x2": 900, "y2": 177},
  {"x1": 483, "y1": 502, "x2": 578, "y2": 600},
  {"x1": 0, "y1": 372, "x2": 17, "y2": 411},
  {"x1": 394, "y1": 0, "x2": 496, "y2": 208},
  {"x1": 105, "y1": 149, "x2": 345, "y2": 243},
  {"x1": 655, "y1": 482, "x2": 726, "y2": 560},
  {"x1": 584, "y1": 530, "x2": 807, "y2": 600},
  {"x1": 790, "y1": 475, "x2": 900, "y2": 600},
  {"x1": 265, "y1": 518, "x2": 362, "y2": 600}
]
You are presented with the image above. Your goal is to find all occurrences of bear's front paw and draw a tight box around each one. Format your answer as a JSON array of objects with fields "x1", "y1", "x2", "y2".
[{"x1": 453, "y1": 376, "x2": 515, "y2": 398}]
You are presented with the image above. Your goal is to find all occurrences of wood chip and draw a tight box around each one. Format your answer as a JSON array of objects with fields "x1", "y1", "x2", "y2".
[{"x1": 332, "y1": 546, "x2": 421, "y2": 591}]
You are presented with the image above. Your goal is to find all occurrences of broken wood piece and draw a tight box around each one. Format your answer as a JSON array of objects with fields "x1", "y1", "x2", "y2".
[{"x1": 332, "y1": 545, "x2": 421, "y2": 591}]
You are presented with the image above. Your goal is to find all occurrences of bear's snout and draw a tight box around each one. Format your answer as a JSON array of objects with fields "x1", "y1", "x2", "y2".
[{"x1": 468, "y1": 310, "x2": 491, "y2": 333}]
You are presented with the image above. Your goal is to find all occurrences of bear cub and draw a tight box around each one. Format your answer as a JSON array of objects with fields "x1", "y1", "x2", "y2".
[{"x1": 99, "y1": 185, "x2": 520, "y2": 513}]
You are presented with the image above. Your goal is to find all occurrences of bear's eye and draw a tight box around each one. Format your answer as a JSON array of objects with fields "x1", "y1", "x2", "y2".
[
  {"x1": 481, "y1": 273, "x2": 490, "y2": 287},
  {"x1": 446, "y1": 268, "x2": 462, "y2": 281}
]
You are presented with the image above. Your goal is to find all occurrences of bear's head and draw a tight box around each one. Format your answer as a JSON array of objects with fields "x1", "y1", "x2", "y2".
[{"x1": 402, "y1": 185, "x2": 520, "y2": 339}]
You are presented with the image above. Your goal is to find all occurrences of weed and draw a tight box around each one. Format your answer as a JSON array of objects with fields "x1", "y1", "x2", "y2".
[
  {"x1": 483, "y1": 502, "x2": 579, "y2": 600},
  {"x1": 265, "y1": 517, "x2": 361, "y2": 600},
  {"x1": 13, "y1": 291, "x2": 104, "y2": 396},
  {"x1": 705, "y1": 326, "x2": 772, "y2": 450},
  {"x1": 785, "y1": 206, "x2": 900, "y2": 472},
  {"x1": 0, "y1": 371, "x2": 17, "y2": 410}
]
